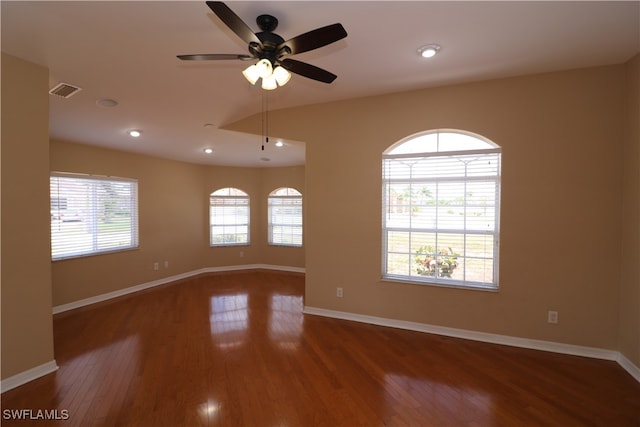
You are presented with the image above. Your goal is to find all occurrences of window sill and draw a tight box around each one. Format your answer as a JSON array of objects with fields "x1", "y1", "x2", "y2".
[
  {"x1": 52, "y1": 246, "x2": 139, "y2": 262},
  {"x1": 380, "y1": 276, "x2": 499, "y2": 292}
]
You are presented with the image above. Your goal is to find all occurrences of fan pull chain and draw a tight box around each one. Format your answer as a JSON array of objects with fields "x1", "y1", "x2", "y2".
[{"x1": 261, "y1": 92, "x2": 270, "y2": 151}]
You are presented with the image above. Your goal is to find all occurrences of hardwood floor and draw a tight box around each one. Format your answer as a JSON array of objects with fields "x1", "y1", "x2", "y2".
[{"x1": 2, "y1": 270, "x2": 639, "y2": 426}]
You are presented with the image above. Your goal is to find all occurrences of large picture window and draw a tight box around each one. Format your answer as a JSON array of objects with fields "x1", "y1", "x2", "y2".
[
  {"x1": 210, "y1": 188, "x2": 250, "y2": 246},
  {"x1": 50, "y1": 173, "x2": 138, "y2": 260},
  {"x1": 382, "y1": 130, "x2": 501, "y2": 289},
  {"x1": 268, "y1": 187, "x2": 303, "y2": 247}
]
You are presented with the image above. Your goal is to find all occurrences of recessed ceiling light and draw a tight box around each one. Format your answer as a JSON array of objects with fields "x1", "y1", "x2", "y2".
[
  {"x1": 128, "y1": 130, "x2": 142, "y2": 138},
  {"x1": 418, "y1": 44, "x2": 441, "y2": 58},
  {"x1": 275, "y1": 141, "x2": 284, "y2": 147},
  {"x1": 203, "y1": 148, "x2": 214, "y2": 154}
]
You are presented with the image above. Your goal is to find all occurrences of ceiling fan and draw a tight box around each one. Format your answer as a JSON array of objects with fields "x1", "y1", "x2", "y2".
[{"x1": 177, "y1": 1, "x2": 347, "y2": 86}]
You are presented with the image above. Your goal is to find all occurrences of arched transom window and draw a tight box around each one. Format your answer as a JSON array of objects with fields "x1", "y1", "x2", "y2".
[
  {"x1": 210, "y1": 187, "x2": 249, "y2": 246},
  {"x1": 382, "y1": 130, "x2": 501, "y2": 289}
]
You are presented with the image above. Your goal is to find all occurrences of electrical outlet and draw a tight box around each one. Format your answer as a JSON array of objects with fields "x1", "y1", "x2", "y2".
[
  {"x1": 164, "y1": 260, "x2": 169, "y2": 269},
  {"x1": 336, "y1": 287, "x2": 343, "y2": 298},
  {"x1": 239, "y1": 251, "x2": 244, "y2": 258},
  {"x1": 153, "y1": 262, "x2": 159, "y2": 271},
  {"x1": 547, "y1": 310, "x2": 558, "y2": 324}
]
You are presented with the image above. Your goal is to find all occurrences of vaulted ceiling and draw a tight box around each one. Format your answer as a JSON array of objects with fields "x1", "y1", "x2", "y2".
[{"x1": 2, "y1": 1, "x2": 638, "y2": 167}]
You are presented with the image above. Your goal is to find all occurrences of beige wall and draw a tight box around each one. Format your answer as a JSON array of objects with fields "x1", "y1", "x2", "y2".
[
  {"x1": 51, "y1": 140, "x2": 305, "y2": 307},
  {"x1": 3, "y1": 52, "x2": 637, "y2": 381},
  {"x1": 620, "y1": 54, "x2": 640, "y2": 367},
  {"x1": 228, "y1": 65, "x2": 628, "y2": 350},
  {"x1": 1, "y1": 53, "x2": 55, "y2": 379},
  {"x1": 51, "y1": 141, "x2": 208, "y2": 305}
]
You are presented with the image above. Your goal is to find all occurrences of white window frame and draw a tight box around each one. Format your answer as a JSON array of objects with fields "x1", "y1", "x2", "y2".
[
  {"x1": 382, "y1": 130, "x2": 501, "y2": 290},
  {"x1": 210, "y1": 187, "x2": 250, "y2": 246},
  {"x1": 50, "y1": 172, "x2": 139, "y2": 260},
  {"x1": 268, "y1": 187, "x2": 303, "y2": 247}
]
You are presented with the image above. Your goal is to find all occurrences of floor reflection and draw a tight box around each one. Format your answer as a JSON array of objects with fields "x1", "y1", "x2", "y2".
[
  {"x1": 198, "y1": 399, "x2": 220, "y2": 423},
  {"x1": 209, "y1": 293, "x2": 248, "y2": 349},
  {"x1": 384, "y1": 373, "x2": 494, "y2": 424},
  {"x1": 57, "y1": 335, "x2": 141, "y2": 423},
  {"x1": 269, "y1": 294, "x2": 303, "y2": 350}
]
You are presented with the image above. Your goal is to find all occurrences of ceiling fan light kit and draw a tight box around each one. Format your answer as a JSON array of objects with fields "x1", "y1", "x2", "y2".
[
  {"x1": 242, "y1": 60, "x2": 291, "y2": 89},
  {"x1": 178, "y1": 1, "x2": 347, "y2": 89}
]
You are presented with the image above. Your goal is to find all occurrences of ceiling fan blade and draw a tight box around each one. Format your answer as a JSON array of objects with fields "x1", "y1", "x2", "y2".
[
  {"x1": 177, "y1": 54, "x2": 253, "y2": 61},
  {"x1": 280, "y1": 58, "x2": 337, "y2": 84},
  {"x1": 206, "y1": 1, "x2": 261, "y2": 46},
  {"x1": 278, "y1": 23, "x2": 347, "y2": 55}
]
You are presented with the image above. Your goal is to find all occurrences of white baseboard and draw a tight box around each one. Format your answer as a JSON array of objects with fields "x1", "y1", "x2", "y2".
[
  {"x1": 303, "y1": 306, "x2": 640, "y2": 383},
  {"x1": 52, "y1": 269, "x2": 207, "y2": 314},
  {"x1": 50, "y1": 268, "x2": 638, "y2": 383},
  {"x1": 616, "y1": 352, "x2": 640, "y2": 383},
  {"x1": 52, "y1": 264, "x2": 305, "y2": 314},
  {"x1": 1, "y1": 360, "x2": 58, "y2": 393}
]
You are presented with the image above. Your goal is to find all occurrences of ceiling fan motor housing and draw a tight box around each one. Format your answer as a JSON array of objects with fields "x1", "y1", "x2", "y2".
[{"x1": 253, "y1": 15, "x2": 288, "y2": 65}]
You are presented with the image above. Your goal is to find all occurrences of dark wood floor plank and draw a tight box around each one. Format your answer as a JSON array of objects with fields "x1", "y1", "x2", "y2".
[{"x1": 2, "y1": 270, "x2": 639, "y2": 426}]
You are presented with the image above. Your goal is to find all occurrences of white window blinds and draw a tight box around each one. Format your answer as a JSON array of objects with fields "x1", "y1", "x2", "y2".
[
  {"x1": 268, "y1": 187, "x2": 303, "y2": 247},
  {"x1": 50, "y1": 173, "x2": 139, "y2": 260},
  {"x1": 382, "y1": 131, "x2": 501, "y2": 289},
  {"x1": 210, "y1": 188, "x2": 250, "y2": 246}
]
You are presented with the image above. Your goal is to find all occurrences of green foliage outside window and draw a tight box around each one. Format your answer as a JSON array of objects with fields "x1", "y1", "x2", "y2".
[{"x1": 415, "y1": 245, "x2": 460, "y2": 278}]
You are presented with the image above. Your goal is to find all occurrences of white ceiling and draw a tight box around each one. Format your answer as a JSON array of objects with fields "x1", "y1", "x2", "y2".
[{"x1": 2, "y1": 1, "x2": 638, "y2": 167}]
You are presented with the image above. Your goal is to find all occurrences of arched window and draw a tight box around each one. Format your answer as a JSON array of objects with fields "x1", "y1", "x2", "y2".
[
  {"x1": 382, "y1": 130, "x2": 501, "y2": 289},
  {"x1": 210, "y1": 187, "x2": 249, "y2": 246},
  {"x1": 268, "y1": 187, "x2": 303, "y2": 247}
]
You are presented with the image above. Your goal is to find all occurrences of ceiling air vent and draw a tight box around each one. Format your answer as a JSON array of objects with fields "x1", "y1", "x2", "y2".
[{"x1": 49, "y1": 82, "x2": 82, "y2": 99}]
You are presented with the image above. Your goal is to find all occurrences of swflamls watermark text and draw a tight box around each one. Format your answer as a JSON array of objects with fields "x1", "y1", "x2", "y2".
[{"x1": 2, "y1": 409, "x2": 70, "y2": 421}]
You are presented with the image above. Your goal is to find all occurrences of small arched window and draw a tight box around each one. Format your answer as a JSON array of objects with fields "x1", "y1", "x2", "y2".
[
  {"x1": 382, "y1": 130, "x2": 501, "y2": 289},
  {"x1": 210, "y1": 187, "x2": 249, "y2": 246},
  {"x1": 268, "y1": 187, "x2": 303, "y2": 247}
]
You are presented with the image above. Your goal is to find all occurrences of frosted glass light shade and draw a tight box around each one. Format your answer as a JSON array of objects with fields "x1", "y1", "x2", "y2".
[
  {"x1": 255, "y1": 59, "x2": 273, "y2": 78},
  {"x1": 261, "y1": 75, "x2": 277, "y2": 90},
  {"x1": 273, "y1": 66, "x2": 291, "y2": 86},
  {"x1": 242, "y1": 64, "x2": 260, "y2": 85}
]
